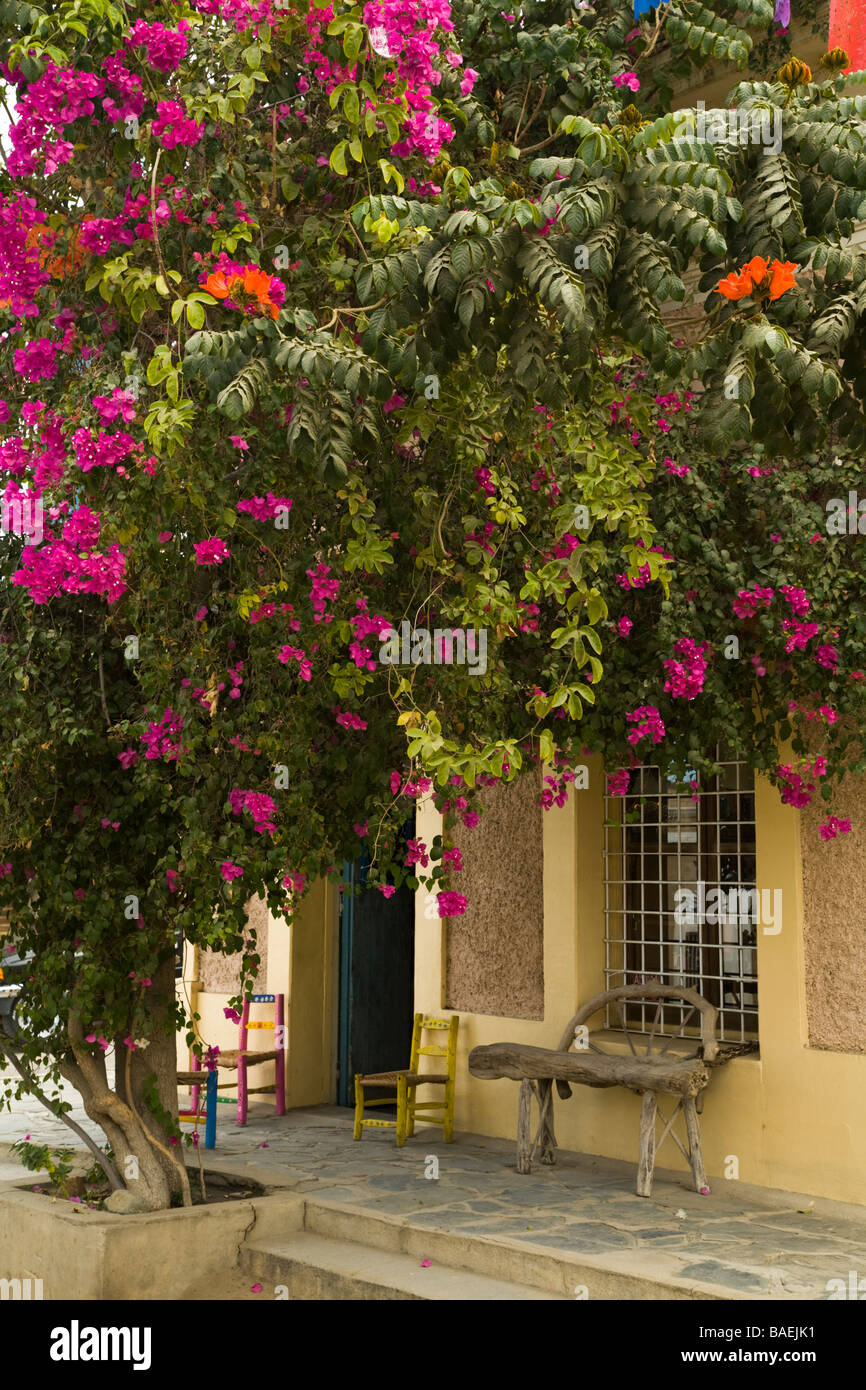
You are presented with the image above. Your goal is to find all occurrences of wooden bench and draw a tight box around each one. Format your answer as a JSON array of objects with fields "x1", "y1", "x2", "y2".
[{"x1": 469, "y1": 983, "x2": 751, "y2": 1197}]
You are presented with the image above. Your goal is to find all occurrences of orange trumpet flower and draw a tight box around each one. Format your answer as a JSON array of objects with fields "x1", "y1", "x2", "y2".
[
  {"x1": 202, "y1": 271, "x2": 242, "y2": 299},
  {"x1": 715, "y1": 257, "x2": 798, "y2": 303}
]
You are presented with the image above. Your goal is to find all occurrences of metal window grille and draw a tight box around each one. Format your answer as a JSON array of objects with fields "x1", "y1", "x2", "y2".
[{"x1": 603, "y1": 749, "x2": 759, "y2": 1043}]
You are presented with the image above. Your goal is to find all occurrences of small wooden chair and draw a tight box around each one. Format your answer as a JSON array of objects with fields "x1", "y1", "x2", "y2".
[
  {"x1": 214, "y1": 992, "x2": 286, "y2": 1126},
  {"x1": 177, "y1": 1064, "x2": 217, "y2": 1150},
  {"x1": 354, "y1": 1013, "x2": 459, "y2": 1146}
]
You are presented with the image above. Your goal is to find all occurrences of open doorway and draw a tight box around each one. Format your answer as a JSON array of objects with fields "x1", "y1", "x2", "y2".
[{"x1": 337, "y1": 854, "x2": 415, "y2": 1107}]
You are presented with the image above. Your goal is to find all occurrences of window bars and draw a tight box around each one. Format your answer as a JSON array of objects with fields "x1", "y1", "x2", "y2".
[{"x1": 603, "y1": 750, "x2": 758, "y2": 1043}]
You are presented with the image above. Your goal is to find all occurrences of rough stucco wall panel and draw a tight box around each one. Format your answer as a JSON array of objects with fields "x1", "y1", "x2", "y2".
[
  {"x1": 801, "y1": 774, "x2": 866, "y2": 1052},
  {"x1": 445, "y1": 773, "x2": 544, "y2": 1020},
  {"x1": 198, "y1": 895, "x2": 269, "y2": 994}
]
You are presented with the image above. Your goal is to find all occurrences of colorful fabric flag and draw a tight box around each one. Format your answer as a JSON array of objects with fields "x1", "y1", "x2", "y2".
[
  {"x1": 829, "y1": 0, "x2": 866, "y2": 72},
  {"x1": 634, "y1": 0, "x2": 655, "y2": 16}
]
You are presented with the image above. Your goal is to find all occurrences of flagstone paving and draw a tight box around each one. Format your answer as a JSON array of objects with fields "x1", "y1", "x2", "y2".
[{"x1": 2, "y1": 1086, "x2": 866, "y2": 1298}]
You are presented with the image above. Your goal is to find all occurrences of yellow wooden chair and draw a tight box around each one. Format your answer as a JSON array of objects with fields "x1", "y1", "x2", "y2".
[{"x1": 353, "y1": 1013, "x2": 459, "y2": 1146}]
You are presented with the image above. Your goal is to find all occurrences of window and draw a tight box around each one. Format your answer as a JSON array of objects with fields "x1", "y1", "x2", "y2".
[{"x1": 603, "y1": 749, "x2": 758, "y2": 1043}]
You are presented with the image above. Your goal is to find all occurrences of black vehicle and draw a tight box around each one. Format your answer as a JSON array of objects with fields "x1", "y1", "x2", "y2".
[{"x1": 0, "y1": 944, "x2": 33, "y2": 1042}]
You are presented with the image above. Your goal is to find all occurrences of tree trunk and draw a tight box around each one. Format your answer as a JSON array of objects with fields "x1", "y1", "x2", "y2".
[{"x1": 59, "y1": 954, "x2": 191, "y2": 1211}]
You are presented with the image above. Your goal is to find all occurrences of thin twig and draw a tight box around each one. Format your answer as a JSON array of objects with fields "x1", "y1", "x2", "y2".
[
  {"x1": 513, "y1": 79, "x2": 532, "y2": 144},
  {"x1": 271, "y1": 106, "x2": 278, "y2": 200},
  {"x1": 149, "y1": 147, "x2": 169, "y2": 287},
  {"x1": 638, "y1": 3, "x2": 672, "y2": 62},
  {"x1": 515, "y1": 81, "x2": 548, "y2": 145},
  {"x1": 345, "y1": 215, "x2": 371, "y2": 263},
  {"x1": 520, "y1": 127, "x2": 562, "y2": 156},
  {"x1": 0, "y1": 1040, "x2": 124, "y2": 1190},
  {"x1": 97, "y1": 652, "x2": 111, "y2": 727}
]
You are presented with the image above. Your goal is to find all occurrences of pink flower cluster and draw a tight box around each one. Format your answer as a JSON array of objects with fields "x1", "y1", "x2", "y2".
[
  {"x1": 336, "y1": 710, "x2": 368, "y2": 731},
  {"x1": 73, "y1": 428, "x2": 135, "y2": 473},
  {"x1": 304, "y1": 0, "x2": 457, "y2": 162},
  {"x1": 79, "y1": 215, "x2": 134, "y2": 256},
  {"x1": 12, "y1": 542, "x2": 126, "y2": 604},
  {"x1": 7, "y1": 62, "x2": 105, "y2": 179},
  {"x1": 437, "y1": 890, "x2": 468, "y2": 917},
  {"x1": 229, "y1": 788, "x2": 278, "y2": 836},
  {"x1": 607, "y1": 768, "x2": 631, "y2": 797},
  {"x1": 127, "y1": 20, "x2": 189, "y2": 72},
  {"x1": 776, "y1": 758, "x2": 826, "y2": 808},
  {"x1": 141, "y1": 707, "x2": 186, "y2": 762},
  {"x1": 732, "y1": 585, "x2": 774, "y2": 619},
  {"x1": 405, "y1": 837, "x2": 429, "y2": 868},
  {"x1": 626, "y1": 705, "x2": 665, "y2": 746},
  {"x1": 349, "y1": 600, "x2": 392, "y2": 671},
  {"x1": 101, "y1": 51, "x2": 146, "y2": 125},
  {"x1": 820, "y1": 816, "x2": 852, "y2": 841},
  {"x1": 540, "y1": 767, "x2": 582, "y2": 810},
  {"x1": 237, "y1": 494, "x2": 292, "y2": 521},
  {"x1": 13, "y1": 339, "x2": 58, "y2": 383},
  {"x1": 278, "y1": 645, "x2": 312, "y2": 681},
  {"x1": 663, "y1": 639, "x2": 710, "y2": 701},
  {"x1": 191, "y1": 0, "x2": 287, "y2": 33},
  {"x1": 780, "y1": 584, "x2": 809, "y2": 616},
  {"x1": 616, "y1": 563, "x2": 651, "y2": 590},
  {"x1": 307, "y1": 563, "x2": 340, "y2": 623},
  {"x1": 193, "y1": 538, "x2": 231, "y2": 566},
  {"x1": 390, "y1": 770, "x2": 432, "y2": 798},
  {"x1": 62, "y1": 505, "x2": 100, "y2": 549},
  {"x1": 92, "y1": 388, "x2": 137, "y2": 423},
  {"x1": 814, "y1": 644, "x2": 838, "y2": 671},
  {"x1": 0, "y1": 195, "x2": 51, "y2": 318},
  {"x1": 152, "y1": 100, "x2": 204, "y2": 150},
  {"x1": 782, "y1": 618, "x2": 819, "y2": 653}
]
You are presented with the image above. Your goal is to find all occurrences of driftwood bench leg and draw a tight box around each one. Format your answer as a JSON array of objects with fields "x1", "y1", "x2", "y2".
[
  {"x1": 516, "y1": 1079, "x2": 558, "y2": 1174},
  {"x1": 537, "y1": 1079, "x2": 557, "y2": 1165},
  {"x1": 637, "y1": 1090, "x2": 657, "y2": 1197},
  {"x1": 517, "y1": 1078, "x2": 533, "y2": 1174},
  {"x1": 683, "y1": 1095, "x2": 708, "y2": 1193}
]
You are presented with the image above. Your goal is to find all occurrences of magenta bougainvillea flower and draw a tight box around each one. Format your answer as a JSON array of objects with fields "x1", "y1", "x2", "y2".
[
  {"x1": 127, "y1": 19, "x2": 189, "y2": 73},
  {"x1": 626, "y1": 705, "x2": 665, "y2": 745},
  {"x1": 193, "y1": 538, "x2": 230, "y2": 566},
  {"x1": 820, "y1": 816, "x2": 852, "y2": 840},
  {"x1": 663, "y1": 639, "x2": 710, "y2": 700}
]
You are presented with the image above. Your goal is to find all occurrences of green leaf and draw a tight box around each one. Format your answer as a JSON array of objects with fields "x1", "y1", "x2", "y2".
[
  {"x1": 186, "y1": 299, "x2": 206, "y2": 330},
  {"x1": 329, "y1": 141, "x2": 348, "y2": 176},
  {"x1": 344, "y1": 86, "x2": 359, "y2": 125},
  {"x1": 343, "y1": 22, "x2": 364, "y2": 62}
]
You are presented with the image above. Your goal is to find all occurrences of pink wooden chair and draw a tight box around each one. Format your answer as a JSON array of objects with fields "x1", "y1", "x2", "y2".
[{"x1": 212, "y1": 993, "x2": 286, "y2": 1126}]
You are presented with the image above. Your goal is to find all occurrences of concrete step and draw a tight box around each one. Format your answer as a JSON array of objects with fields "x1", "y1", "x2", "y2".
[
  {"x1": 240, "y1": 1230, "x2": 568, "y2": 1300},
  {"x1": 297, "y1": 1196, "x2": 756, "y2": 1300}
]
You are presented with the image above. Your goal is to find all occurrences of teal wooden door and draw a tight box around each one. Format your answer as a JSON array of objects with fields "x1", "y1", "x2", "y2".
[{"x1": 337, "y1": 857, "x2": 415, "y2": 1106}]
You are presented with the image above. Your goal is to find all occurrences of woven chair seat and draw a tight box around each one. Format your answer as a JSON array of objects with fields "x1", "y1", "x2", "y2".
[
  {"x1": 177, "y1": 1070, "x2": 215, "y2": 1086},
  {"x1": 358, "y1": 1070, "x2": 448, "y2": 1087},
  {"x1": 215, "y1": 1049, "x2": 280, "y2": 1070}
]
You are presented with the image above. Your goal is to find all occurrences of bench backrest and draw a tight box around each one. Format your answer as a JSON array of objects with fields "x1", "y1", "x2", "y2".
[{"x1": 556, "y1": 983, "x2": 718, "y2": 1062}]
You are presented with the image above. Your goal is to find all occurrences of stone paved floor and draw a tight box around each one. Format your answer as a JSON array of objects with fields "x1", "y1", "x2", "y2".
[{"x1": 2, "y1": 1082, "x2": 865, "y2": 1298}]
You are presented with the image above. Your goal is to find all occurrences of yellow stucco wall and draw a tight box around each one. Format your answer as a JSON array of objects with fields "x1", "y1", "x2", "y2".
[
  {"x1": 414, "y1": 760, "x2": 866, "y2": 1206},
  {"x1": 175, "y1": 880, "x2": 338, "y2": 1110}
]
